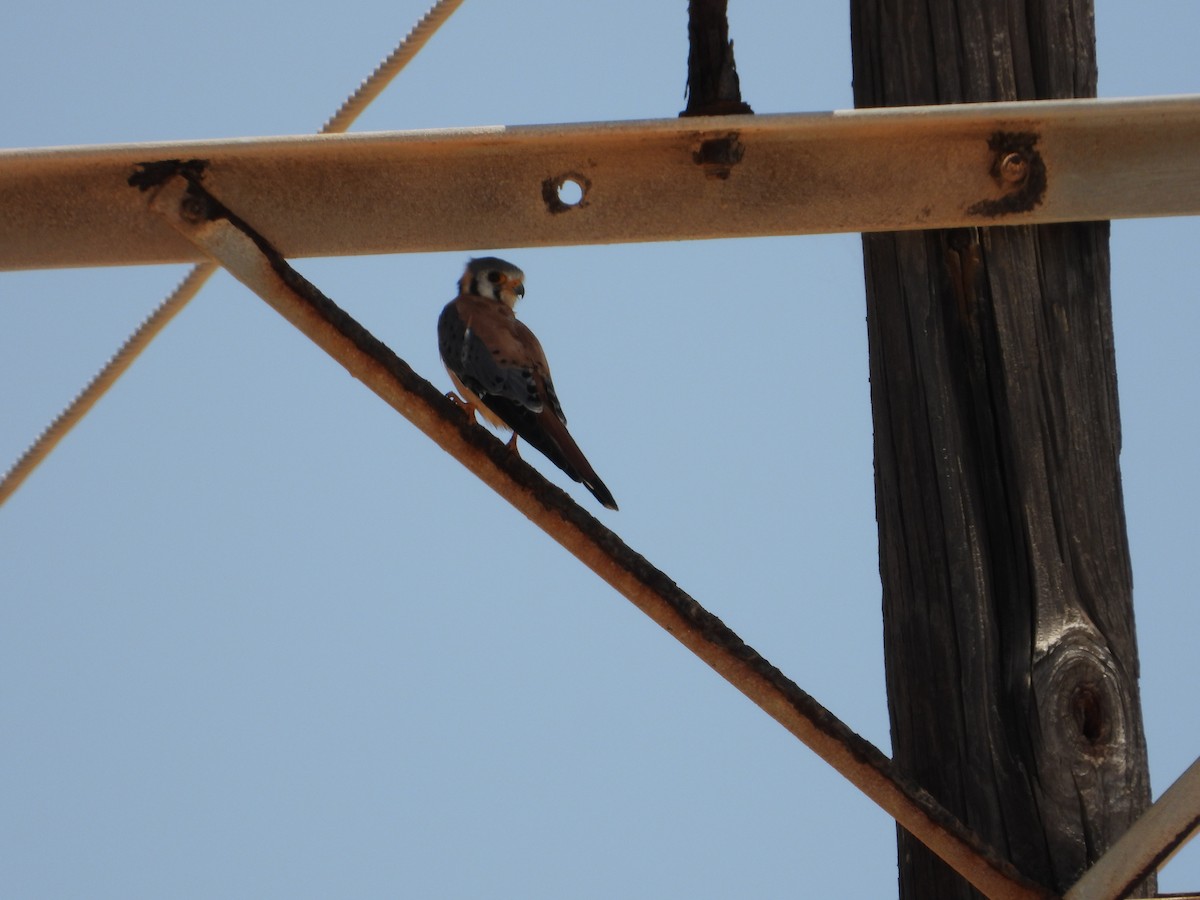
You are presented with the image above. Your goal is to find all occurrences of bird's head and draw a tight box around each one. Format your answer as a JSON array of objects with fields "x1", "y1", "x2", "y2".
[{"x1": 460, "y1": 257, "x2": 526, "y2": 309}]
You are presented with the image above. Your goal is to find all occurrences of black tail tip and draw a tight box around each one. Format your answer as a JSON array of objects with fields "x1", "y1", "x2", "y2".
[{"x1": 588, "y1": 479, "x2": 618, "y2": 511}]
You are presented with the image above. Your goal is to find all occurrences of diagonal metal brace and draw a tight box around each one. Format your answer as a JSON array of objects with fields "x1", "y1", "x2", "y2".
[{"x1": 136, "y1": 164, "x2": 1054, "y2": 900}]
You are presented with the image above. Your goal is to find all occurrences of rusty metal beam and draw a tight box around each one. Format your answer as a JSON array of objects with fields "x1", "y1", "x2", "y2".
[{"x1": 2, "y1": 94, "x2": 1198, "y2": 271}]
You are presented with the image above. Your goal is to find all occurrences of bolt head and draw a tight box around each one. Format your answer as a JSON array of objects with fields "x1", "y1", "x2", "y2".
[{"x1": 999, "y1": 152, "x2": 1029, "y2": 186}]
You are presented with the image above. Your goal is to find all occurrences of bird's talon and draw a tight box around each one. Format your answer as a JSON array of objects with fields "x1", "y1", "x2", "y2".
[{"x1": 446, "y1": 392, "x2": 477, "y2": 421}]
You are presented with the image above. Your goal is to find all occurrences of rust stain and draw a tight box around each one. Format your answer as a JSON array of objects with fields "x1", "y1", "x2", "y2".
[
  {"x1": 692, "y1": 133, "x2": 745, "y2": 180},
  {"x1": 541, "y1": 171, "x2": 591, "y2": 214},
  {"x1": 967, "y1": 132, "x2": 1047, "y2": 217}
]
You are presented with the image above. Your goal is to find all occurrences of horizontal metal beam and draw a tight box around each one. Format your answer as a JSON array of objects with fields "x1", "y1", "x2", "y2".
[{"x1": 3, "y1": 95, "x2": 1199, "y2": 270}]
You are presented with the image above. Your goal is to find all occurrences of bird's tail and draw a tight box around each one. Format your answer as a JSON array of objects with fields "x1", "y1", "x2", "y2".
[
  {"x1": 524, "y1": 409, "x2": 618, "y2": 511},
  {"x1": 470, "y1": 394, "x2": 618, "y2": 511}
]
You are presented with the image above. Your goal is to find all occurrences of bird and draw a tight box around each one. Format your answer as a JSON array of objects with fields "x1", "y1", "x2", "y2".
[{"x1": 437, "y1": 257, "x2": 618, "y2": 511}]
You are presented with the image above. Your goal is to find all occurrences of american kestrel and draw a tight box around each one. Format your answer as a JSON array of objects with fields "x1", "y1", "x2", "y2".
[{"x1": 437, "y1": 257, "x2": 618, "y2": 511}]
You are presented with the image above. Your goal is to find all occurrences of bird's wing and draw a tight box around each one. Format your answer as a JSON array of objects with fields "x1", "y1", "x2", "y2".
[
  {"x1": 438, "y1": 294, "x2": 616, "y2": 510},
  {"x1": 438, "y1": 295, "x2": 546, "y2": 414}
]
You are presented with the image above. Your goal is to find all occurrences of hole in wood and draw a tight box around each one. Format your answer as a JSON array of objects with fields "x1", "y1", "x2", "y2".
[{"x1": 1070, "y1": 682, "x2": 1110, "y2": 748}]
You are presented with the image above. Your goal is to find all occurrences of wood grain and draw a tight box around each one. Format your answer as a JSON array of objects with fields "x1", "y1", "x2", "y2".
[{"x1": 851, "y1": 1, "x2": 1154, "y2": 896}]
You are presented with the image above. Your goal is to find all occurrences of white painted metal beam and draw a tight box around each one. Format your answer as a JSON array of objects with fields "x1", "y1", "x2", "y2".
[{"x1": 2, "y1": 95, "x2": 1198, "y2": 271}]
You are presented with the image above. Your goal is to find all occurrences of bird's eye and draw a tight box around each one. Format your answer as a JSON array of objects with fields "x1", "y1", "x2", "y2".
[{"x1": 487, "y1": 272, "x2": 503, "y2": 284}]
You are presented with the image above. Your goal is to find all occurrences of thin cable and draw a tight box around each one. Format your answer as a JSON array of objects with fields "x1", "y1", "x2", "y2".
[
  {"x1": 0, "y1": 264, "x2": 215, "y2": 507},
  {"x1": 0, "y1": 0, "x2": 468, "y2": 507},
  {"x1": 322, "y1": 0, "x2": 467, "y2": 135}
]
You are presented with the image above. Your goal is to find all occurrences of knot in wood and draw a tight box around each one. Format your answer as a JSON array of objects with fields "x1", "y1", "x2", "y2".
[
  {"x1": 1035, "y1": 636, "x2": 1123, "y2": 760},
  {"x1": 1029, "y1": 627, "x2": 1150, "y2": 886}
]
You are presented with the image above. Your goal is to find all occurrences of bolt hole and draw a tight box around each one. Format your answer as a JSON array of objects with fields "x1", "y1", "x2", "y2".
[
  {"x1": 542, "y1": 172, "x2": 591, "y2": 214},
  {"x1": 557, "y1": 178, "x2": 584, "y2": 207}
]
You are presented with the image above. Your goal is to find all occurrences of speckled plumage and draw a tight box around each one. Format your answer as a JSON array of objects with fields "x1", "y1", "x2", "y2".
[{"x1": 437, "y1": 258, "x2": 617, "y2": 511}]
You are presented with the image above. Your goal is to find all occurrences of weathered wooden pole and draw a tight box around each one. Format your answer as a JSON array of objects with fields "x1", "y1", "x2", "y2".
[{"x1": 849, "y1": 2, "x2": 1154, "y2": 896}]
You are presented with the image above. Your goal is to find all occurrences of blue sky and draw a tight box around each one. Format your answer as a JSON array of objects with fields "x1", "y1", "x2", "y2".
[{"x1": 2, "y1": 2, "x2": 1198, "y2": 897}]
